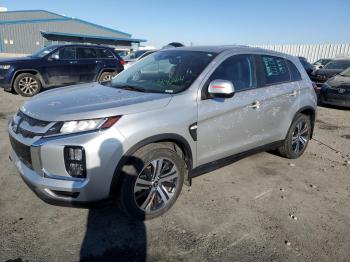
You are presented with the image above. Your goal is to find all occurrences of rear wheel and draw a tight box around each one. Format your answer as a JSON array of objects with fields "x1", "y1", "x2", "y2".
[
  {"x1": 13, "y1": 73, "x2": 42, "y2": 97},
  {"x1": 98, "y1": 72, "x2": 116, "y2": 83},
  {"x1": 118, "y1": 143, "x2": 185, "y2": 220},
  {"x1": 278, "y1": 114, "x2": 311, "y2": 159}
]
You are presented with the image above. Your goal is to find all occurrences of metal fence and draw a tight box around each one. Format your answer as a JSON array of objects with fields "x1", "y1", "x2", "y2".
[{"x1": 251, "y1": 44, "x2": 350, "y2": 63}]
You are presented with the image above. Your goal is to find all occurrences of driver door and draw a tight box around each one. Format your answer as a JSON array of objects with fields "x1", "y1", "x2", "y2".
[
  {"x1": 44, "y1": 47, "x2": 79, "y2": 86},
  {"x1": 196, "y1": 54, "x2": 267, "y2": 166}
]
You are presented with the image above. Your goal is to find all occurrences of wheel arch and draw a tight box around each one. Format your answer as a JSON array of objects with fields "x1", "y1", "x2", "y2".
[
  {"x1": 109, "y1": 133, "x2": 193, "y2": 197},
  {"x1": 294, "y1": 106, "x2": 316, "y2": 139},
  {"x1": 11, "y1": 69, "x2": 45, "y2": 89}
]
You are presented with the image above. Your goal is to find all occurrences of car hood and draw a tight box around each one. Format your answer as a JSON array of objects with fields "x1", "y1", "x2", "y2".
[
  {"x1": 20, "y1": 83, "x2": 172, "y2": 121},
  {"x1": 0, "y1": 56, "x2": 40, "y2": 64},
  {"x1": 327, "y1": 75, "x2": 350, "y2": 87}
]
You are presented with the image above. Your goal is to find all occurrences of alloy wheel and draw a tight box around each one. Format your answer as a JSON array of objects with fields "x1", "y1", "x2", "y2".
[
  {"x1": 18, "y1": 76, "x2": 39, "y2": 95},
  {"x1": 102, "y1": 74, "x2": 113, "y2": 82},
  {"x1": 291, "y1": 120, "x2": 309, "y2": 153},
  {"x1": 133, "y1": 158, "x2": 179, "y2": 214}
]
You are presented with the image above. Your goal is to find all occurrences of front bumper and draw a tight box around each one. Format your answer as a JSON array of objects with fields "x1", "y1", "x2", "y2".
[
  {"x1": 0, "y1": 68, "x2": 14, "y2": 90},
  {"x1": 9, "y1": 122, "x2": 128, "y2": 205}
]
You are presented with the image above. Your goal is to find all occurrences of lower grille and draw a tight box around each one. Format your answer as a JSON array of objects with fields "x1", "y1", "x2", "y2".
[{"x1": 9, "y1": 135, "x2": 32, "y2": 168}]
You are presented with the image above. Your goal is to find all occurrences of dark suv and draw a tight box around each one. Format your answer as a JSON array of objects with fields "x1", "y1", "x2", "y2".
[{"x1": 0, "y1": 44, "x2": 124, "y2": 97}]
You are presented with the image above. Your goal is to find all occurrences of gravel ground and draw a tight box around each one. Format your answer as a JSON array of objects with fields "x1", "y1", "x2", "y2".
[{"x1": 0, "y1": 90, "x2": 349, "y2": 262}]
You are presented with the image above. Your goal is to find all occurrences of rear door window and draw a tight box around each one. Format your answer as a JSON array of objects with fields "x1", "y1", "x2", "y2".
[
  {"x1": 260, "y1": 55, "x2": 290, "y2": 85},
  {"x1": 77, "y1": 48, "x2": 97, "y2": 59},
  {"x1": 208, "y1": 54, "x2": 257, "y2": 92},
  {"x1": 95, "y1": 48, "x2": 115, "y2": 59}
]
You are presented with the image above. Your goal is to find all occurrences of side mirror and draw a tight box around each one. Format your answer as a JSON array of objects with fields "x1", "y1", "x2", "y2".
[
  {"x1": 319, "y1": 65, "x2": 323, "y2": 69},
  {"x1": 49, "y1": 54, "x2": 59, "y2": 61},
  {"x1": 208, "y1": 79, "x2": 235, "y2": 98}
]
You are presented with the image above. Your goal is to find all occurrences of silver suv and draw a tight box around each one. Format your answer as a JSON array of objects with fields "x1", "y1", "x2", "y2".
[{"x1": 8, "y1": 46, "x2": 317, "y2": 220}]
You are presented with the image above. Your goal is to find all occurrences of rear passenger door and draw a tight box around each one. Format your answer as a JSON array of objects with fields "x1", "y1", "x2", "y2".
[
  {"x1": 255, "y1": 55, "x2": 300, "y2": 142},
  {"x1": 197, "y1": 54, "x2": 270, "y2": 166},
  {"x1": 76, "y1": 47, "x2": 99, "y2": 82}
]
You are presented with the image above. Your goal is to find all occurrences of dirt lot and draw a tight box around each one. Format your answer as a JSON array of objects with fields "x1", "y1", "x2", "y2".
[{"x1": 0, "y1": 90, "x2": 349, "y2": 262}]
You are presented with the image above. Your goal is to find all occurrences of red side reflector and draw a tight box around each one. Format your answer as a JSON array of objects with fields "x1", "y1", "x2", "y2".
[
  {"x1": 101, "y1": 116, "x2": 122, "y2": 129},
  {"x1": 119, "y1": 59, "x2": 125, "y2": 66},
  {"x1": 312, "y1": 82, "x2": 320, "y2": 91}
]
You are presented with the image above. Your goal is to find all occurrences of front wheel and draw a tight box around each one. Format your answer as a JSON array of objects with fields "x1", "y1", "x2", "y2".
[
  {"x1": 278, "y1": 114, "x2": 311, "y2": 159},
  {"x1": 118, "y1": 144, "x2": 185, "y2": 220},
  {"x1": 13, "y1": 73, "x2": 42, "y2": 97}
]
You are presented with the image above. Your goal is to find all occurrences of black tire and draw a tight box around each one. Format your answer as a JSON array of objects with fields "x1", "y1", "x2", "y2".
[
  {"x1": 118, "y1": 143, "x2": 185, "y2": 220},
  {"x1": 13, "y1": 73, "x2": 42, "y2": 97},
  {"x1": 278, "y1": 114, "x2": 312, "y2": 159},
  {"x1": 98, "y1": 72, "x2": 116, "y2": 83}
]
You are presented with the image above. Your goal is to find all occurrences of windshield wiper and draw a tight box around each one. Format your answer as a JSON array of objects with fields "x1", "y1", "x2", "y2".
[{"x1": 114, "y1": 84, "x2": 147, "y2": 92}]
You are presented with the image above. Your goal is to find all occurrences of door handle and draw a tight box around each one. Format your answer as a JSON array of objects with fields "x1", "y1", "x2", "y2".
[
  {"x1": 95, "y1": 60, "x2": 102, "y2": 63},
  {"x1": 288, "y1": 90, "x2": 298, "y2": 97},
  {"x1": 69, "y1": 61, "x2": 77, "y2": 64},
  {"x1": 248, "y1": 100, "x2": 261, "y2": 109}
]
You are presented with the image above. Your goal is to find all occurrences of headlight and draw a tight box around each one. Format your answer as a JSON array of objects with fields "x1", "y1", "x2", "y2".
[
  {"x1": 0, "y1": 64, "x2": 11, "y2": 70},
  {"x1": 45, "y1": 116, "x2": 121, "y2": 136}
]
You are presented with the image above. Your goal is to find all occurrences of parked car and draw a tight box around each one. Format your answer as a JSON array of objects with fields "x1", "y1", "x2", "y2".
[
  {"x1": 298, "y1": 57, "x2": 315, "y2": 76},
  {"x1": 122, "y1": 50, "x2": 151, "y2": 66},
  {"x1": 313, "y1": 58, "x2": 332, "y2": 70},
  {"x1": 8, "y1": 46, "x2": 316, "y2": 220},
  {"x1": 310, "y1": 58, "x2": 350, "y2": 86},
  {"x1": 318, "y1": 67, "x2": 350, "y2": 107},
  {"x1": 0, "y1": 44, "x2": 125, "y2": 97},
  {"x1": 123, "y1": 50, "x2": 158, "y2": 70}
]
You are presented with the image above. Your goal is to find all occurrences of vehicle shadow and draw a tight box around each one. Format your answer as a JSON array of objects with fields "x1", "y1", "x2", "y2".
[
  {"x1": 80, "y1": 206, "x2": 146, "y2": 262},
  {"x1": 80, "y1": 139, "x2": 147, "y2": 262}
]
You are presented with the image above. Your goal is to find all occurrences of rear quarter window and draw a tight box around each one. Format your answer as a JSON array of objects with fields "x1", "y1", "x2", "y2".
[
  {"x1": 261, "y1": 55, "x2": 290, "y2": 85},
  {"x1": 286, "y1": 60, "x2": 302, "y2": 81},
  {"x1": 96, "y1": 48, "x2": 115, "y2": 59}
]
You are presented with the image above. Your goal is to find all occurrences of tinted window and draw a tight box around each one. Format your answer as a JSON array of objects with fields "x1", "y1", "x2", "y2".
[
  {"x1": 55, "y1": 47, "x2": 76, "y2": 60},
  {"x1": 95, "y1": 48, "x2": 115, "y2": 59},
  {"x1": 261, "y1": 55, "x2": 290, "y2": 85},
  {"x1": 77, "y1": 48, "x2": 97, "y2": 59},
  {"x1": 209, "y1": 54, "x2": 256, "y2": 91},
  {"x1": 286, "y1": 60, "x2": 302, "y2": 81}
]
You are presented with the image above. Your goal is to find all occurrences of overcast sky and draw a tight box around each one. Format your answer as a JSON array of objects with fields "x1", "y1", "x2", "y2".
[{"x1": 2, "y1": 0, "x2": 350, "y2": 48}]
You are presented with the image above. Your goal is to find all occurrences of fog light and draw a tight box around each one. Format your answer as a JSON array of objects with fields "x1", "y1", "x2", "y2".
[{"x1": 64, "y1": 146, "x2": 86, "y2": 178}]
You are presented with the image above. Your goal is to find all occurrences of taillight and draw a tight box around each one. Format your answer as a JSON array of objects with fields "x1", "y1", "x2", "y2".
[
  {"x1": 312, "y1": 82, "x2": 320, "y2": 92},
  {"x1": 119, "y1": 59, "x2": 125, "y2": 66}
]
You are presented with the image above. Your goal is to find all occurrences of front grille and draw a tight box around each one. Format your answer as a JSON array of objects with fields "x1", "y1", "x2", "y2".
[
  {"x1": 9, "y1": 135, "x2": 32, "y2": 168},
  {"x1": 17, "y1": 111, "x2": 50, "y2": 127},
  {"x1": 12, "y1": 111, "x2": 50, "y2": 138}
]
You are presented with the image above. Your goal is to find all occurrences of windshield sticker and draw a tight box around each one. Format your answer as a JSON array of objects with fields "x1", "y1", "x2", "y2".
[{"x1": 155, "y1": 75, "x2": 185, "y2": 86}]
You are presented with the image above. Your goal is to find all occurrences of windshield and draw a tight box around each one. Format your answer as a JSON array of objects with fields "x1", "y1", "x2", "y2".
[
  {"x1": 339, "y1": 67, "x2": 350, "y2": 77},
  {"x1": 313, "y1": 59, "x2": 331, "y2": 66},
  {"x1": 31, "y1": 46, "x2": 57, "y2": 58},
  {"x1": 111, "y1": 50, "x2": 216, "y2": 94},
  {"x1": 123, "y1": 50, "x2": 148, "y2": 60},
  {"x1": 324, "y1": 60, "x2": 350, "y2": 70}
]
